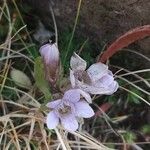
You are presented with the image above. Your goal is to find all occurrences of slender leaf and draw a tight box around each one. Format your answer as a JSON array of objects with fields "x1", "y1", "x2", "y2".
[
  {"x1": 34, "y1": 57, "x2": 52, "y2": 100},
  {"x1": 99, "y1": 25, "x2": 150, "y2": 63}
]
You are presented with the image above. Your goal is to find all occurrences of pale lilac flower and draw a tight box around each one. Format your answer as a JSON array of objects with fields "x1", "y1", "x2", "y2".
[
  {"x1": 70, "y1": 53, "x2": 119, "y2": 95},
  {"x1": 39, "y1": 43, "x2": 59, "y2": 84},
  {"x1": 46, "y1": 89, "x2": 94, "y2": 131}
]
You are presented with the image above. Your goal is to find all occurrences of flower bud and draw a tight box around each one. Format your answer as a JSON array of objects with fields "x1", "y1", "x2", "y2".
[{"x1": 39, "y1": 43, "x2": 60, "y2": 84}]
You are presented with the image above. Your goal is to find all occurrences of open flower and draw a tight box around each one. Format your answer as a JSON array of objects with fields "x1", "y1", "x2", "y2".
[
  {"x1": 39, "y1": 43, "x2": 59, "y2": 84},
  {"x1": 46, "y1": 89, "x2": 94, "y2": 131},
  {"x1": 70, "y1": 53, "x2": 118, "y2": 95}
]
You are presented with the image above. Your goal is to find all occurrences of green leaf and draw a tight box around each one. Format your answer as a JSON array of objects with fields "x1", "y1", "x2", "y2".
[
  {"x1": 123, "y1": 132, "x2": 136, "y2": 144},
  {"x1": 141, "y1": 125, "x2": 150, "y2": 134},
  {"x1": 34, "y1": 57, "x2": 52, "y2": 100},
  {"x1": 127, "y1": 88, "x2": 142, "y2": 104},
  {"x1": 28, "y1": 45, "x2": 39, "y2": 59},
  {"x1": 10, "y1": 69, "x2": 32, "y2": 89}
]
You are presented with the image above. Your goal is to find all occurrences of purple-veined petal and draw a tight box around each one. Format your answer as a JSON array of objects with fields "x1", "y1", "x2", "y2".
[
  {"x1": 46, "y1": 111, "x2": 59, "y2": 129},
  {"x1": 87, "y1": 62, "x2": 108, "y2": 82},
  {"x1": 46, "y1": 99, "x2": 62, "y2": 108},
  {"x1": 69, "y1": 69, "x2": 76, "y2": 88},
  {"x1": 77, "y1": 81, "x2": 114, "y2": 95},
  {"x1": 77, "y1": 89, "x2": 92, "y2": 103},
  {"x1": 90, "y1": 81, "x2": 118, "y2": 95},
  {"x1": 63, "y1": 89, "x2": 80, "y2": 103},
  {"x1": 61, "y1": 114, "x2": 78, "y2": 131},
  {"x1": 108, "y1": 70, "x2": 113, "y2": 76},
  {"x1": 106, "y1": 81, "x2": 119, "y2": 95},
  {"x1": 94, "y1": 75, "x2": 118, "y2": 95},
  {"x1": 94, "y1": 73, "x2": 114, "y2": 88},
  {"x1": 70, "y1": 53, "x2": 87, "y2": 71},
  {"x1": 75, "y1": 100, "x2": 94, "y2": 118}
]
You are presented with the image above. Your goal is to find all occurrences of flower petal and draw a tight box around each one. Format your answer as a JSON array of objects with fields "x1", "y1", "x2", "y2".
[
  {"x1": 46, "y1": 99, "x2": 62, "y2": 108},
  {"x1": 46, "y1": 111, "x2": 59, "y2": 129},
  {"x1": 69, "y1": 69, "x2": 76, "y2": 88},
  {"x1": 94, "y1": 73, "x2": 114, "y2": 88},
  {"x1": 70, "y1": 53, "x2": 87, "y2": 71},
  {"x1": 87, "y1": 62, "x2": 108, "y2": 82},
  {"x1": 75, "y1": 100, "x2": 94, "y2": 118},
  {"x1": 61, "y1": 114, "x2": 78, "y2": 131},
  {"x1": 63, "y1": 89, "x2": 80, "y2": 103},
  {"x1": 93, "y1": 74, "x2": 119, "y2": 95},
  {"x1": 77, "y1": 89, "x2": 92, "y2": 103},
  {"x1": 77, "y1": 81, "x2": 114, "y2": 95},
  {"x1": 106, "y1": 81, "x2": 119, "y2": 95}
]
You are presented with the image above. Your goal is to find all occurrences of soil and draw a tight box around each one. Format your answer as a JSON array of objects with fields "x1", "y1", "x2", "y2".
[{"x1": 22, "y1": 0, "x2": 150, "y2": 56}]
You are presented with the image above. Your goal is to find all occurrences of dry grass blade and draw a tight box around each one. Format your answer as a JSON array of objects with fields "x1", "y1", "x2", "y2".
[
  {"x1": 0, "y1": 47, "x2": 34, "y2": 63},
  {"x1": 68, "y1": 130, "x2": 114, "y2": 150},
  {"x1": 0, "y1": 120, "x2": 9, "y2": 145},
  {"x1": 117, "y1": 69, "x2": 150, "y2": 88},
  {"x1": 28, "y1": 118, "x2": 35, "y2": 141},
  {"x1": 1, "y1": 85, "x2": 41, "y2": 108},
  {"x1": 0, "y1": 100, "x2": 29, "y2": 109},
  {"x1": 0, "y1": 61, "x2": 11, "y2": 92},
  {"x1": 0, "y1": 0, "x2": 6, "y2": 20},
  {"x1": 113, "y1": 65, "x2": 150, "y2": 88},
  {"x1": 0, "y1": 113, "x2": 42, "y2": 122},
  {"x1": 39, "y1": 122, "x2": 50, "y2": 150},
  {"x1": 118, "y1": 69, "x2": 150, "y2": 77},
  {"x1": 0, "y1": 121, "x2": 31, "y2": 136},
  {"x1": 117, "y1": 76, "x2": 150, "y2": 96},
  {"x1": 21, "y1": 136, "x2": 31, "y2": 150},
  {"x1": 55, "y1": 128, "x2": 69, "y2": 150},
  {"x1": 50, "y1": 5, "x2": 58, "y2": 45},
  {"x1": 12, "y1": 0, "x2": 33, "y2": 44},
  {"x1": 8, "y1": 119, "x2": 21, "y2": 150},
  {"x1": 122, "y1": 49, "x2": 150, "y2": 62},
  {"x1": 11, "y1": 25, "x2": 27, "y2": 40},
  {"x1": 4, "y1": 139, "x2": 13, "y2": 150},
  {"x1": 50, "y1": 140, "x2": 114, "y2": 149},
  {"x1": 120, "y1": 86, "x2": 150, "y2": 106}
]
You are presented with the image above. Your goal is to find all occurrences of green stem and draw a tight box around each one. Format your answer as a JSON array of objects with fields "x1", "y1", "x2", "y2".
[{"x1": 62, "y1": 0, "x2": 82, "y2": 66}]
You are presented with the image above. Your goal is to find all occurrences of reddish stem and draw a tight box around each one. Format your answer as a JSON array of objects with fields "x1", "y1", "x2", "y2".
[{"x1": 99, "y1": 25, "x2": 150, "y2": 63}]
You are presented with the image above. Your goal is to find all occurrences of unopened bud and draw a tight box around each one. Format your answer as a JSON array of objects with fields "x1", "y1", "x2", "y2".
[{"x1": 39, "y1": 43, "x2": 60, "y2": 84}]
